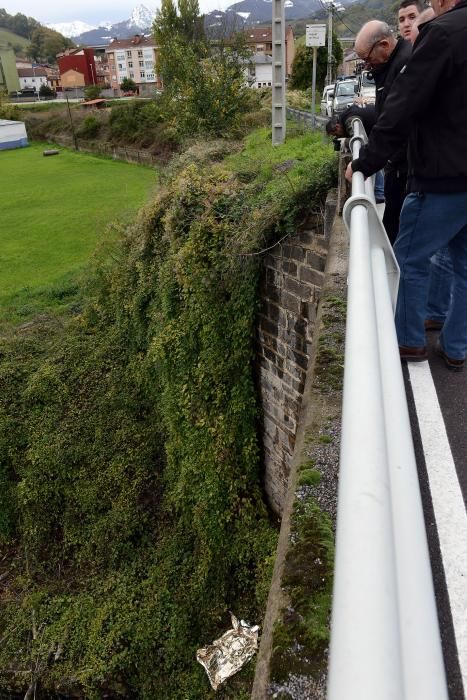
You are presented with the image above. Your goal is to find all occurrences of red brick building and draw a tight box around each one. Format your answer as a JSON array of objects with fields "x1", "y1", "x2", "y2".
[{"x1": 57, "y1": 48, "x2": 98, "y2": 88}]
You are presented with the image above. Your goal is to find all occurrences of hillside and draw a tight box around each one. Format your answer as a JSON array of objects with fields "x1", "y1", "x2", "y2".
[
  {"x1": 0, "y1": 26, "x2": 30, "y2": 51},
  {"x1": 0, "y1": 8, "x2": 73, "y2": 58},
  {"x1": 286, "y1": 0, "x2": 398, "y2": 39}
]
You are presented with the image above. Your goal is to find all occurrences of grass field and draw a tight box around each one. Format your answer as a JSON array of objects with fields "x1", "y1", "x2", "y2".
[
  {"x1": 0, "y1": 143, "x2": 157, "y2": 322},
  {"x1": 0, "y1": 27, "x2": 29, "y2": 50}
]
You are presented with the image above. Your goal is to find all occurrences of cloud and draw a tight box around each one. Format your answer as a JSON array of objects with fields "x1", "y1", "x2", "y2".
[{"x1": 2, "y1": 0, "x2": 228, "y2": 25}]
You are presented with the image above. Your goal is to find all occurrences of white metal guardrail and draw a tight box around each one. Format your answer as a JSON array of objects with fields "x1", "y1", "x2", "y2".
[{"x1": 327, "y1": 119, "x2": 448, "y2": 700}]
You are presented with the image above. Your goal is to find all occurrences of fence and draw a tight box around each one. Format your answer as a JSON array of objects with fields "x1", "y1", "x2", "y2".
[
  {"x1": 286, "y1": 106, "x2": 326, "y2": 129},
  {"x1": 38, "y1": 134, "x2": 159, "y2": 167},
  {"x1": 327, "y1": 118, "x2": 448, "y2": 700}
]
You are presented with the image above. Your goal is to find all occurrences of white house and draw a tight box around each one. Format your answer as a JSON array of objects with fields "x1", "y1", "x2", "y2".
[
  {"x1": 0, "y1": 119, "x2": 28, "y2": 151},
  {"x1": 247, "y1": 54, "x2": 273, "y2": 88},
  {"x1": 17, "y1": 67, "x2": 48, "y2": 92}
]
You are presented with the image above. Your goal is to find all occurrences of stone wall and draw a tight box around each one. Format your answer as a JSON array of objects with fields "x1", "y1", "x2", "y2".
[{"x1": 256, "y1": 193, "x2": 337, "y2": 515}]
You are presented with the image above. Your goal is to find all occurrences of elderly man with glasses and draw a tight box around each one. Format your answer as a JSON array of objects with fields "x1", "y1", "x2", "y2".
[{"x1": 354, "y1": 21, "x2": 412, "y2": 245}]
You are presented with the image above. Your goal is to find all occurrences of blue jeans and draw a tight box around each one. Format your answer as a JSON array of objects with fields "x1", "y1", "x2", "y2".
[
  {"x1": 426, "y1": 247, "x2": 453, "y2": 323},
  {"x1": 394, "y1": 192, "x2": 467, "y2": 360},
  {"x1": 374, "y1": 169, "x2": 385, "y2": 201}
]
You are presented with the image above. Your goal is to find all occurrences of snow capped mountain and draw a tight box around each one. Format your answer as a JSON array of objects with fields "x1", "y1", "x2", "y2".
[
  {"x1": 47, "y1": 20, "x2": 97, "y2": 37},
  {"x1": 128, "y1": 4, "x2": 157, "y2": 28},
  {"x1": 67, "y1": 0, "x2": 320, "y2": 45}
]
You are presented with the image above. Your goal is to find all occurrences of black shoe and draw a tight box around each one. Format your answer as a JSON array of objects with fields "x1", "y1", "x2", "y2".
[
  {"x1": 435, "y1": 342, "x2": 464, "y2": 371},
  {"x1": 375, "y1": 198, "x2": 385, "y2": 204},
  {"x1": 424, "y1": 319, "x2": 443, "y2": 331},
  {"x1": 399, "y1": 345, "x2": 428, "y2": 362}
]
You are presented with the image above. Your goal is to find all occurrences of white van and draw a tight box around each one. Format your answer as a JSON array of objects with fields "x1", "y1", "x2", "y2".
[
  {"x1": 355, "y1": 71, "x2": 376, "y2": 104},
  {"x1": 331, "y1": 77, "x2": 358, "y2": 115},
  {"x1": 320, "y1": 85, "x2": 334, "y2": 116}
]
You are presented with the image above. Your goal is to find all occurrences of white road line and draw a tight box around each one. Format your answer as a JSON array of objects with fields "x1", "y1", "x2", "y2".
[{"x1": 408, "y1": 361, "x2": 467, "y2": 692}]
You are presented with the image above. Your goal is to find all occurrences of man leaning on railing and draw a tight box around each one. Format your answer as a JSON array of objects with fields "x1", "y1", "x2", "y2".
[{"x1": 345, "y1": 0, "x2": 467, "y2": 371}]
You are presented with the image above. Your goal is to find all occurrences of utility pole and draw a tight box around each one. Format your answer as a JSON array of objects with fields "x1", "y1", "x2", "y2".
[
  {"x1": 323, "y1": 0, "x2": 344, "y2": 86},
  {"x1": 272, "y1": 0, "x2": 286, "y2": 145},
  {"x1": 65, "y1": 95, "x2": 79, "y2": 151},
  {"x1": 326, "y1": 2, "x2": 333, "y2": 86}
]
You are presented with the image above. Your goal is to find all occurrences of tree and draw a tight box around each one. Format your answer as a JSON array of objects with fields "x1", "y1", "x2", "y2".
[
  {"x1": 84, "y1": 84, "x2": 102, "y2": 100},
  {"x1": 28, "y1": 27, "x2": 74, "y2": 62},
  {"x1": 120, "y1": 77, "x2": 137, "y2": 93},
  {"x1": 39, "y1": 83, "x2": 55, "y2": 97},
  {"x1": 153, "y1": 1, "x2": 252, "y2": 136},
  {"x1": 289, "y1": 35, "x2": 343, "y2": 91},
  {"x1": 153, "y1": 0, "x2": 206, "y2": 87}
]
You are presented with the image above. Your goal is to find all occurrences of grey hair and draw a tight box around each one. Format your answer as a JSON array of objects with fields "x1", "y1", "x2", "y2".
[{"x1": 367, "y1": 21, "x2": 393, "y2": 44}]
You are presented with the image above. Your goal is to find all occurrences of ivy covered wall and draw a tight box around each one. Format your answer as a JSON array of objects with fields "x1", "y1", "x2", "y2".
[{"x1": 0, "y1": 130, "x2": 336, "y2": 698}]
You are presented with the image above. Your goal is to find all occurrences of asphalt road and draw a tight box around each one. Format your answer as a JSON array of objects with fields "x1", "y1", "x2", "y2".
[{"x1": 403, "y1": 335, "x2": 467, "y2": 700}]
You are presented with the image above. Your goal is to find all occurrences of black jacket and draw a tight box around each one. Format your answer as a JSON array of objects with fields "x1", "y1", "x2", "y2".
[
  {"x1": 369, "y1": 37, "x2": 412, "y2": 170},
  {"x1": 339, "y1": 104, "x2": 377, "y2": 137},
  {"x1": 352, "y1": 0, "x2": 467, "y2": 193},
  {"x1": 370, "y1": 38, "x2": 412, "y2": 117}
]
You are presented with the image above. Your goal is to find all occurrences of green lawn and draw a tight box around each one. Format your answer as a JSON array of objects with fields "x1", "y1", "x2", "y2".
[
  {"x1": 0, "y1": 27, "x2": 30, "y2": 50},
  {"x1": 0, "y1": 143, "x2": 157, "y2": 321}
]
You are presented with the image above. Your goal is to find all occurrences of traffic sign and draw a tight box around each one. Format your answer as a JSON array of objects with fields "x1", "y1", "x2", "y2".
[{"x1": 306, "y1": 24, "x2": 326, "y2": 47}]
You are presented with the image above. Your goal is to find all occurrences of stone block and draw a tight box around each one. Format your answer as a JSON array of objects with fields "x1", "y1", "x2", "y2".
[
  {"x1": 258, "y1": 315, "x2": 278, "y2": 337},
  {"x1": 282, "y1": 244, "x2": 306, "y2": 263},
  {"x1": 299, "y1": 266, "x2": 325, "y2": 287},
  {"x1": 284, "y1": 276, "x2": 314, "y2": 300},
  {"x1": 282, "y1": 260, "x2": 298, "y2": 276},
  {"x1": 281, "y1": 291, "x2": 301, "y2": 314},
  {"x1": 304, "y1": 251, "x2": 327, "y2": 271}
]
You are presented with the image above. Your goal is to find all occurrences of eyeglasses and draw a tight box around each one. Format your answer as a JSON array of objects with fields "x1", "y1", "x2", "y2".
[{"x1": 359, "y1": 38, "x2": 383, "y2": 66}]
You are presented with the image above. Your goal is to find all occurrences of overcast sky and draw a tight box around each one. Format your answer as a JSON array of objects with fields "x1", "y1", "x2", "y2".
[{"x1": 2, "y1": 0, "x2": 227, "y2": 26}]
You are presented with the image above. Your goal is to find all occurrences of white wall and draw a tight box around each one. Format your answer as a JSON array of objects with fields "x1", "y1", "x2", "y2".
[
  {"x1": 253, "y1": 63, "x2": 272, "y2": 88},
  {"x1": 19, "y1": 75, "x2": 48, "y2": 90}
]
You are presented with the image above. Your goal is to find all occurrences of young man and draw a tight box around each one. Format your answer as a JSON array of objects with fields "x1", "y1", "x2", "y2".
[
  {"x1": 398, "y1": 0, "x2": 423, "y2": 40},
  {"x1": 346, "y1": 0, "x2": 467, "y2": 370}
]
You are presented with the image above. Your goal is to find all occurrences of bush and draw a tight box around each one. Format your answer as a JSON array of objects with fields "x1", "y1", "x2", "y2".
[
  {"x1": 120, "y1": 77, "x2": 137, "y2": 93},
  {"x1": 39, "y1": 83, "x2": 55, "y2": 97},
  {"x1": 77, "y1": 114, "x2": 101, "y2": 138},
  {"x1": 109, "y1": 99, "x2": 165, "y2": 142},
  {"x1": 84, "y1": 84, "x2": 102, "y2": 101}
]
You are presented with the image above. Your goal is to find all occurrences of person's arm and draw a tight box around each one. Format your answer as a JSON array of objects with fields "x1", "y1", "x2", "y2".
[{"x1": 350, "y1": 22, "x2": 451, "y2": 177}]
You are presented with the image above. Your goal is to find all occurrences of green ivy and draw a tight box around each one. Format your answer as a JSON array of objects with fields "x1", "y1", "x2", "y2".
[{"x1": 0, "y1": 129, "x2": 336, "y2": 698}]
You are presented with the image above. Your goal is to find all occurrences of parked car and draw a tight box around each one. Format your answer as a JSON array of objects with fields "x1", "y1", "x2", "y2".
[
  {"x1": 320, "y1": 85, "x2": 334, "y2": 116},
  {"x1": 354, "y1": 70, "x2": 376, "y2": 104},
  {"x1": 331, "y1": 78, "x2": 358, "y2": 115}
]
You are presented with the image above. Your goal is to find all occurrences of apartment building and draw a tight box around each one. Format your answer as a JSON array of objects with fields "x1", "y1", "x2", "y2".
[
  {"x1": 244, "y1": 26, "x2": 296, "y2": 78},
  {"x1": 105, "y1": 35, "x2": 161, "y2": 93}
]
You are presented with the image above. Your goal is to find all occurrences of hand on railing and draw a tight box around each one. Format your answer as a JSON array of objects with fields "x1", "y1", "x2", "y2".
[{"x1": 345, "y1": 162, "x2": 354, "y2": 182}]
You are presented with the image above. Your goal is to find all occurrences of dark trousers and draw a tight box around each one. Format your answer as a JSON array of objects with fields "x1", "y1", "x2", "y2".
[{"x1": 383, "y1": 166, "x2": 408, "y2": 245}]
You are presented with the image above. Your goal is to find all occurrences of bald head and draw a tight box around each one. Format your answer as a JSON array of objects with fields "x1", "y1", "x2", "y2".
[
  {"x1": 431, "y1": 0, "x2": 457, "y2": 15},
  {"x1": 355, "y1": 21, "x2": 397, "y2": 68}
]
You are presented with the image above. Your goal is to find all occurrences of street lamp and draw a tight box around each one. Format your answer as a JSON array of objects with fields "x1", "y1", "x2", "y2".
[{"x1": 322, "y1": 0, "x2": 345, "y2": 86}]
